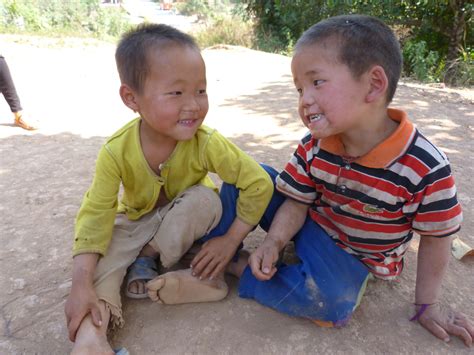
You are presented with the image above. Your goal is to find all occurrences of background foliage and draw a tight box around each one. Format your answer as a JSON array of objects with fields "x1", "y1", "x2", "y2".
[
  {"x1": 0, "y1": 0, "x2": 131, "y2": 40},
  {"x1": 242, "y1": 0, "x2": 473, "y2": 85},
  {"x1": 0, "y1": 0, "x2": 471, "y2": 86}
]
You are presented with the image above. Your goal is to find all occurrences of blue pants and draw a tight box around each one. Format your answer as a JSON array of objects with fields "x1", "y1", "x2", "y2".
[{"x1": 205, "y1": 165, "x2": 369, "y2": 324}]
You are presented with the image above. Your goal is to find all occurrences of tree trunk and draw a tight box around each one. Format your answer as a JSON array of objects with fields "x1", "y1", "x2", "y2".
[
  {"x1": 446, "y1": 0, "x2": 467, "y2": 62},
  {"x1": 444, "y1": 0, "x2": 469, "y2": 85}
]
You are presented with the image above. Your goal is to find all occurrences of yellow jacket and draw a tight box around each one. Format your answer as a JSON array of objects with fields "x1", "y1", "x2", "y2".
[{"x1": 73, "y1": 118, "x2": 273, "y2": 256}]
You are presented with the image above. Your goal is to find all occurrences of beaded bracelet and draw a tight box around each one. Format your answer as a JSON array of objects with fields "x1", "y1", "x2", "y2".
[{"x1": 409, "y1": 303, "x2": 437, "y2": 321}]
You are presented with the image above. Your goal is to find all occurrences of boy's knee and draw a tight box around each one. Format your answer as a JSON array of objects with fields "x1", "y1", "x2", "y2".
[
  {"x1": 296, "y1": 277, "x2": 359, "y2": 323},
  {"x1": 183, "y1": 185, "x2": 221, "y2": 211},
  {"x1": 317, "y1": 285, "x2": 360, "y2": 323},
  {"x1": 185, "y1": 185, "x2": 222, "y2": 224},
  {"x1": 152, "y1": 186, "x2": 223, "y2": 267}
]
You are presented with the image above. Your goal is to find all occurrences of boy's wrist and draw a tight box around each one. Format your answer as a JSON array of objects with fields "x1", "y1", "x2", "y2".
[
  {"x1": 410, "y1": 302, "x2": 439, "y2": 321},
  {"x1": 264, "y1": 236, "x2": 286, "y2": 252},
  {"x1": 71, "y1": 253, "x2": 100, "y2": 285},
  {"x1": 414, "y1": 299, "x2": 438, "y2": 312},
  {"x1": 72, "y1": 268, "x2": 95, "y2": 287},
  {"x1": 224, "y1": 231, "x2": 247, "y2": 247}
]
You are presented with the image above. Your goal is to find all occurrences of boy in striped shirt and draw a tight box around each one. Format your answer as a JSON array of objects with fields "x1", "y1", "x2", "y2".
[{"x1": 230, "y1": 15, "x2": 473, "y2": 346}]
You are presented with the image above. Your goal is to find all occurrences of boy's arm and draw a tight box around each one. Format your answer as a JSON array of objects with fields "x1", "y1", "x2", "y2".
[
  {"x1": 191, "y1": 218, "x2": 254, "y2": 280},
  {"x1": 191, "y1": 130, "x2": 274, "y2": 279},
  {"x1": 415, "y1": 235, "x2": 473, "y2": 347},
  {"x1": 65, "y1": 253, "x2": 103, "y2": 342},
  {"x1": 249, "y1": 198, "x2": 309, "y2": 281},
  {"x1": 73, "y1": 146, "x2": 121, "y2": 256}
]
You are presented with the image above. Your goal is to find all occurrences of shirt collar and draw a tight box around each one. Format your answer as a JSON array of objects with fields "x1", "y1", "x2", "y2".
[{"x1": 319, "y1": 108, "x2": 416, "y2": 168}]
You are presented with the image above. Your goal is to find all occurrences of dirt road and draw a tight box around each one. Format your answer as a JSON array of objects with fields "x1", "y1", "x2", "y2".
[{"x1": 0, "y1": 35, "x2": 473, "y2": 354}]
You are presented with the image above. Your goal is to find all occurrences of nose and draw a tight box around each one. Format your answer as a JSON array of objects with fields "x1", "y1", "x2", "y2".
[
  {"x1": 184, "y1": 94, "x2": 200, "y2": 111},
  {"x1": 301, "y1": 89, "x2": 315, "y2": 108}
]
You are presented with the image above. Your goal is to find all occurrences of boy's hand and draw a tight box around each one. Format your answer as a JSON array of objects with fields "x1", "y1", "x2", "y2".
[
  {"x1": 65, "y1": 284, "x2": 103, "y2": 342},
  {"x1": 249, "y1": 238, "x2": 280, "y2": 281},
  {"x1": 64, "y1": 253, "x2": 102, "y2": 342},
  {"x1": 191, "y1": 236, "x2": 239, "y2": 280},
  {"x1": 417, "y1": 303, "x2": 474, "y2": 347}
]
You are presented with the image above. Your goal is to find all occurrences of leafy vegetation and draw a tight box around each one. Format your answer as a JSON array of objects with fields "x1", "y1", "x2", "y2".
[
  {"x1": 0, "y1": 0, "x2": 131, "y2": 40},
  {"x1": 176, "y1": 0, "x2": 254, "y2": 48},
  {"x1": 194, "y1": 14, "x2": 254, "y2": 48},
  {"x1": 0, "y1": 0, "x2": 471, "y2": 86},
  {"x1": 243, "y1": 0, "x2": 473, "y2": 85}
]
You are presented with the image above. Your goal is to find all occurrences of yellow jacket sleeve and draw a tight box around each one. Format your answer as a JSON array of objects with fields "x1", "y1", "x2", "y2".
[
  {"x1": 73, "y1": 145, "x2": 121, "y2": 256},
  {"x1": 202, "y1": 130, "x2": 273, "y2": 226}
]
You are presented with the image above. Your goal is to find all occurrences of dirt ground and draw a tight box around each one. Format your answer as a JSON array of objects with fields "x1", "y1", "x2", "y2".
[{"x1": 0, "y1": 34, "x2": 473, "y2": 354}]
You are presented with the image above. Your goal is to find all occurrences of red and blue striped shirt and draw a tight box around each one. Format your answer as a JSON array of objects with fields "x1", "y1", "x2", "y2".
[{"x1": 276, "y1": 109, "x2": 462, "y2": 279}]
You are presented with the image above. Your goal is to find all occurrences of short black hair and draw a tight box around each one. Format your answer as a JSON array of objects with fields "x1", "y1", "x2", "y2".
[
  {"x1": 295, "y1": 15, "x2": 402, "y2": 103},
  {"x1": 115, "y1": 23, "x2": 199, "y2": 94}
]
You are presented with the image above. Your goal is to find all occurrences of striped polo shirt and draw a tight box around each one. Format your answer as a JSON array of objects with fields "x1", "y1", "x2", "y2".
[{"x1": 276, "y1": 109, "x2": 462, "y2": 279}]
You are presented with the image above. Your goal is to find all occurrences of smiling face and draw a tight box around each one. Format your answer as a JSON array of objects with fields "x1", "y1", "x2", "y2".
[
  {"x1": 132, "y1": 44, "x2": 209, "y2": 143},
  {"x1": 291, "y1": 43, "x2": 371, "y2": 140}
]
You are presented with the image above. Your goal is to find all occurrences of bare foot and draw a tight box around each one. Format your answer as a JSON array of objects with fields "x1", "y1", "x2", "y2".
[
  {"x1": 146, "y1": 268, "x2": 228, "y2": 304},
  {"x1": 126, "y1": 246, "x2": 159, "y2": 298},
  {"x1": 226, "y1": 250, "x2": 249, "y2": 278},
  {"x1": 127, "y1": 279, "x2": 147, "y2": 297},
  {"x1": 71, "y1": 309, "x2": 114, "y2": 355}
]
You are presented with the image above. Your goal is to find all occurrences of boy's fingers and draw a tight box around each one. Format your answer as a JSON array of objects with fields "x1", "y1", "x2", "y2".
[
  {"x1": 261, "y1": 253, "x2": 276, "y2": 275},
  {"x1": 456, "y1": 316, "x2": 474, "y2": 339},
  {"x1": 190, "y1": 248, "x2": 208, "y2": 268},
  {"x1": 421, "y1": 319, "x2": 450, "y2": 343},
  {"x1": 248, "y1": 254, "x2": 264, "y2": 278},
  {"x1": 200, "y1": 259, "x2": 220, "y2": 279},
  {"x1": 68, "y1": 316, "x2": 81, "y2": 342},
  {"x1": 192, "y1": 254, "x2": 212, "y2": 276},
  {"x1": 249, "y1": 254, "x2": 273, "y2": 281},
  {"x1": 447, "y1": 323, "x2": 472, "y2": 347},
  {"x1": 90, "y1": 305, "x2": 103, "y2": 328},
  {"x1": 254, "y1": 270, "x2": 273, "y2": 281}
]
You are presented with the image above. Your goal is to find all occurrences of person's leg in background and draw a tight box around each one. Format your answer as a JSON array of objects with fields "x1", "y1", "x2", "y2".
[{"x1": 0, "y1": 55, "x2": 37, "y2": 130}]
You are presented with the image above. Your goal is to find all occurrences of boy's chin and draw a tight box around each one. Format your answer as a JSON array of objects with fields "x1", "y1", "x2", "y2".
[{"x1": 309, "y1": 129, "x2": 327, "y2": 140}]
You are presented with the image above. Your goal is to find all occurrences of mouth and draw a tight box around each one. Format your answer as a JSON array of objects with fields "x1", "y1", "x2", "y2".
[
  {"x1": 178, "y1": 119, "x2": 198, "y2": 125},
  {"x1": 307, "y1": 113, "x2": 323, "y2": 124}
]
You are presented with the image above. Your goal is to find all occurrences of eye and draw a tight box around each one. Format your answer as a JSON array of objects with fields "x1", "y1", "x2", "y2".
[
  {"x1": 313, "y1": 80, "x2": 324, "y2": 86},
  {"x1": 168, "y1": 91, "x2": 182, "y2": 96},
  {"x1": 198, "y1": 89, "x2": 207, "y2": 95},
  {"x1": 296, "y1": 88, "x2": 302, "y2": 96}
]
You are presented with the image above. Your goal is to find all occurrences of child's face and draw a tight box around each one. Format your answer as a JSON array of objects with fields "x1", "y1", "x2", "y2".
[
  {"x1": 133, "y1": 45, "x2": 208, "y2": 142},
  {"x1": 291, "y1": 43, "x2": 370, "y2": 140}
]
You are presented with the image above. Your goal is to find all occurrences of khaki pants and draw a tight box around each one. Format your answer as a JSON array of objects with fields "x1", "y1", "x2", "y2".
[{"x1": 93, "y1": 185, "x2": 222, "y2": 328}]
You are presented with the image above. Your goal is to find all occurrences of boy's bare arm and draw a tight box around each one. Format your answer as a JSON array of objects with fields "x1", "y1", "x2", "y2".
[
  {"x1": 249, "y1": 198, "x2": 309, "y2": 281},
  {"x1": 415, "y1": 236, "x2": 474, "y2": 347},
  {"x1": 64, "y1": 253, "x2": 103, "y2": 342},
  {"x1": 191, "y1": 218, "x2": 254, "y2": 280}
]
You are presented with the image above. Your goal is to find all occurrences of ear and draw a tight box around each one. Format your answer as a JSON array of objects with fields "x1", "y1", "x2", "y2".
[
  {"x1": 365, "y1": 65, "x2": 388, "y2": 103},
  {"x1": 119, "y1": 84, "x2": 140, "y2": 113}
]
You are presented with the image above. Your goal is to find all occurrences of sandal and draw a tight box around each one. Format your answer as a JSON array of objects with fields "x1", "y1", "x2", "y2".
[
  {"x1": 125, "y1": 256, "x2": 159, "y2": 299},
  {"x1": 114, "y1": 348, "x2": 129, "y2": 355},
  {"x1": 14, "y1": 112, "x2": 38, "y2": 131}
]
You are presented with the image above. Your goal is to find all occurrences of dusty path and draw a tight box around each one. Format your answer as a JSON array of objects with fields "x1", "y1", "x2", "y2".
[{"x1": 0, "y1": 35, "x2": 473, "y2": 354}]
